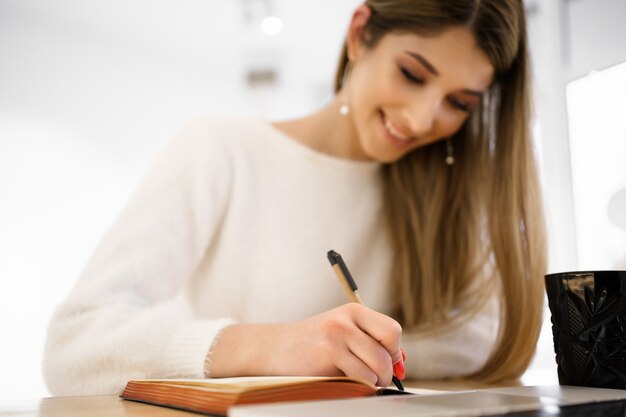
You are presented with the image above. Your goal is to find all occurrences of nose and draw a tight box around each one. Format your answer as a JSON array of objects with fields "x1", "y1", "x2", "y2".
[{"x1": 401, "y1": 97, "x2": 440, "y2": 137}]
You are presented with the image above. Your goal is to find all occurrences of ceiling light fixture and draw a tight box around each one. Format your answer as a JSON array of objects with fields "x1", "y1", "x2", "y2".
[{"x1": 260, "y1": 16, "x2": 283, "y2": 36}]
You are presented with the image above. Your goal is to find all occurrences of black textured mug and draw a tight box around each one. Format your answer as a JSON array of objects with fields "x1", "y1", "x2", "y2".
[{"x1": 545, "y1": 271, "x2": 626, "y2": 388}]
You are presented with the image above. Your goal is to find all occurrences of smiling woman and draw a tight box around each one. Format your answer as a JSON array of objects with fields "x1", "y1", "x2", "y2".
[
  {"x1": 330, "y1": 0, "x2": 546, "y2": 383},
  {"x1": 42, "y1": 0, "x2": 546, "y2": 396}
]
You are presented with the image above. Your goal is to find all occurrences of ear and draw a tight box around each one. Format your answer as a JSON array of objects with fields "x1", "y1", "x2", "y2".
[{"x1": 346, "y1": 4, "x2": 373, "y2": 62}]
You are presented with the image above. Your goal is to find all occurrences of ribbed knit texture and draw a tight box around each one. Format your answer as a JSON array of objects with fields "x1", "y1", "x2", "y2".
[{"x1": 43, "y1": 115, "x2": 498, "y2": 395}]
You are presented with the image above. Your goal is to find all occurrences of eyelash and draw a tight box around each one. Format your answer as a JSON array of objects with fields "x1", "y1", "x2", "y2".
[
  {"x1": 400, "y1": 67, "x2": 424, "y2": 84},
  {"x1": 449, "y1": 98, "x2": 470, "y2": 112},
  {"x1": 399, "y1": 67, "x2": 471, "y2": 113}
]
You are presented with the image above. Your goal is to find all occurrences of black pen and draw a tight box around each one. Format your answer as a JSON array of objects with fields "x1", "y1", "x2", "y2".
[{"x1": 327, "y1": 249, "x2": 405, "y2": 391}]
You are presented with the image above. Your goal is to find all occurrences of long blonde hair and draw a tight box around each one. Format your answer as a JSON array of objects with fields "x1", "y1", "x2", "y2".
[{"x1": 334, "y1": 0, "x2": 547, "y2": 383}]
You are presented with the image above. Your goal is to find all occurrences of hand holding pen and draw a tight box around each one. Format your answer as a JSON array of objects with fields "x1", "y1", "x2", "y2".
[
  {"x1": 203, "y1": 252, "x2": 406, "y2": 386},
  {"x1": 327, "y1": 250, "x2": 406, "y2": 390}
]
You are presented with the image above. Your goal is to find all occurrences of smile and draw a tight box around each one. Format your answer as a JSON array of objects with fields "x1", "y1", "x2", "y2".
[{"x1": 380, "y1": 111, "x2": 415, "y2": 146}]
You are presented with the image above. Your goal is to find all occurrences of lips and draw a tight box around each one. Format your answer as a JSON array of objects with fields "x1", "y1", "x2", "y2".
[{"x1": 380, "y1": 111, "x2": 414, "y2": 145}]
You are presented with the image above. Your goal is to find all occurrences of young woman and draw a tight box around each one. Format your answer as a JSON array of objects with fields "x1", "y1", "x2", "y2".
[{"x1": 44, "y1": 0, "x2": 547, "y2": 395}]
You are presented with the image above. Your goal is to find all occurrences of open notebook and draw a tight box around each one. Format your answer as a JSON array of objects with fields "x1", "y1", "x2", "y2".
[{"x1": 121, "y1": 376, "x2": 410, "y2": 416}]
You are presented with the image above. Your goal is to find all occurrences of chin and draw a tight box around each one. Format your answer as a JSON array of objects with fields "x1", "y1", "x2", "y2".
[{"x1": 363, "y1": 145, "x2": 406, "y2": 164}]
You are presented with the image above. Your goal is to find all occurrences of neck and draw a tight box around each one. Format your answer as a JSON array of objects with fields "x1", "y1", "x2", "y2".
[{"x1": 273, "y1": 96, "x2": 371, "y2": 161}]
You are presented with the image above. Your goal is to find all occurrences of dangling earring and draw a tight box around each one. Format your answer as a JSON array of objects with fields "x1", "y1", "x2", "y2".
[
  {"x1": 445, "y1": 138, "x2": 455, "y2": 166},
  {"x1": 339, "y1": 62, "x2": 352, "y2": 116},
  {"x1": 339, "y1": 97, "x2": 350, "y2": 115}
]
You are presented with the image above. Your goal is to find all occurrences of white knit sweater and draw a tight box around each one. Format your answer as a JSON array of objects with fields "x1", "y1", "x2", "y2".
[{"x1": 43, "y1": 115, "x2": 499, "y2": 395}]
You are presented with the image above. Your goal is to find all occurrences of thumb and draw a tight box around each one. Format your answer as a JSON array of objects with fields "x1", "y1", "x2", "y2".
[
  {"x1": 390, "y1": 348, "x2": 405, "y2": 365},
  {"x1": 392, "y1": 348, "x2": 406, "y2": 380}
]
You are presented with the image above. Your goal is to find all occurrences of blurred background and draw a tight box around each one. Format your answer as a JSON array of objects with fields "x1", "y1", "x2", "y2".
[{"x1": 1, "y1": 0, "x2": 625, "y2": 400}]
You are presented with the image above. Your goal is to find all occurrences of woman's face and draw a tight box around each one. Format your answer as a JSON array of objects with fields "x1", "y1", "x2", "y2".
[{"x1": 346, "y1": 20, "x2": 495, "y2": 163}]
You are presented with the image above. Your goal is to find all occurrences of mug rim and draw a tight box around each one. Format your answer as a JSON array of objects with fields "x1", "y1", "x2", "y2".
[{"x1": 545, "y1": 270, "x2": 626, "y2": 278}]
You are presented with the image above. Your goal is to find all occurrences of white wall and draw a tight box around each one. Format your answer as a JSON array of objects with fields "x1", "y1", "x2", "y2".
[
  {"x1": 566, "y1": 0, "x2": 626, "y2": 80},
  {"x1": 1, "y1": 0, "x2": 624, "y2": 400},
  {"x1": 0, "y1": 0, "x2": 359, "y2": 400}
]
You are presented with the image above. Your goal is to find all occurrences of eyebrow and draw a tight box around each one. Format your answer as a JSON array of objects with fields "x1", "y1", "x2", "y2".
[
  {"x1": 405, "y1": 51, "x2": 439, "y2": 76},
  {"x1": 405, "y1": 50, "x2": 486, "y2": 98},
  {"x1": 461, "y1": 89, "x2": 484, "y2": 98}
]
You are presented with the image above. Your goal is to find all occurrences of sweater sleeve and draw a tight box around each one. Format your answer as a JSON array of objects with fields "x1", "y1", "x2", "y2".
[
  {"x1": 43, "y1": 118, "x2": 236, "y2": 396},
  {"x1": 402, "y1": 292, "x2": 500, "y2": 379}
]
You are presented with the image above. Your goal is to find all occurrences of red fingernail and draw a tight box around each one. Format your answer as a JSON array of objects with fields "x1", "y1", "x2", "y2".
[
  {"x1": 393, "y1": 360, "x2": 405, "y2": 380},
  {"x1": 401, "y1": 348, "x2": 406, "y2": 362}
]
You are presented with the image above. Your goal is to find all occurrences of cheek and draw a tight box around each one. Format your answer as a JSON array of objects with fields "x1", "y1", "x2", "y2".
[
  {"x1": 435, "y1": 113, "x2": 468, "y2": 138},
  {"x1": 406, "y1": 114, "x2": 468, "y2": 153},
  {"x1": 351, "y1": 66, "x2": 401, "y2": 111}
]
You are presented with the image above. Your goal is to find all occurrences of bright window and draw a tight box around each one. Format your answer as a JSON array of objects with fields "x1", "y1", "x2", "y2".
[{"x1": 567, "y1": 61, "x2": 626, "y2": 270}]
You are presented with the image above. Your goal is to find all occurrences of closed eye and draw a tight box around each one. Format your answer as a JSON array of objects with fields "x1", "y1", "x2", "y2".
[
  {"x1": 448, "y1": 97, "x2": 470, "y2": 112},
  {"x1": 400, "y1": 67, "x2": 424, "y2": 84},
  {"x1": 401, "y1": 66, "x2": 472, "y2": 112}
]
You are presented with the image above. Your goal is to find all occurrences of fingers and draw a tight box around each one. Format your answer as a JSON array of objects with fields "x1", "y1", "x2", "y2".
[
  {"x1": 333, "y1": 346, "x2": 379, "y2": 386},
  {"x1": 389, "y1": 349, "x2": 404, "y2": 367},
  {"x1": 344, "y1": 327, "x2": 395, "y2": 386},
  {"x1": 319, "y1": 304, "x2": 403, "y2": 386},
  {"x1": 346, "y1": 303, "x2": 403, "y2": 363}
]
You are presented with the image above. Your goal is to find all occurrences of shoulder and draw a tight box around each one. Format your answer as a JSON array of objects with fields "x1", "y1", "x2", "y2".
[
  {"x1": 140, "y1": 114, "x2": 266, "y2": 188},
  {"x1": 165, "y1": 114, "x2": 274, "y2": 156},
  {"x1": 151, "y1": 114, "x2": 265, "y2": 169},
  {"x1": 170, "y1": 113, "x2": 257, "y2": 145}
]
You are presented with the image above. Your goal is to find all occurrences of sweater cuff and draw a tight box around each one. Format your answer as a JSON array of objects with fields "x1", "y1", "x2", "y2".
[{"x1": 160, "y1": 318, "x2": 236, "y2": 378}]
